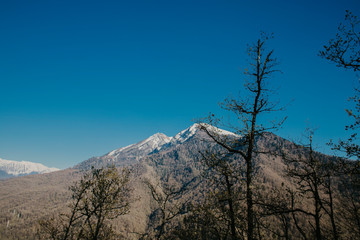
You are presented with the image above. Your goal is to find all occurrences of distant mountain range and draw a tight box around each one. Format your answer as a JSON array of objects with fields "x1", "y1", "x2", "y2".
[
  {"x1": 75, "y1": 123, "x2": 238, "y2": 170},
  {"x1": 0, "y1": 158, "x2": 59, "y2": 179}
]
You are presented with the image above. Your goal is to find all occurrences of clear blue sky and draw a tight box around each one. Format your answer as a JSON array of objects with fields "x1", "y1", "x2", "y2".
[{"x1": 1, "y1": 0, "x2": 359, "y2": 169}]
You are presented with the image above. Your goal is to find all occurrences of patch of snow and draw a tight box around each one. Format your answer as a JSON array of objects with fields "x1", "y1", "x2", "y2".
[
  {"x1": 106, "y1": 133, "x2": 172, "y2": 157},
  {"x1": 108, "y1": 143, "x2": 136, "y2": 156},
  {"x1": 170, "y1": 123, "x2": 238, "y2": 145},
  {"x1": 197, "y1": 123, "x2": 238, "y2": 137},
  {"x1": 170, "y1": 124, "x2": 199, "y2": 144}
]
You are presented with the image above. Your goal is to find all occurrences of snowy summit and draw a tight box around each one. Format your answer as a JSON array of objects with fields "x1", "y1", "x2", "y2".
[{"x1": 0, "y1": 158, "x2": 60, "y2": 179}]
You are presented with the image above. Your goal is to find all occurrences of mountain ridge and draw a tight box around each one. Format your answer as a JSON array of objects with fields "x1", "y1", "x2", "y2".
[
  {"x1": 0, "y1": 158, "x2": 60, "y2": 179},
  {"x1": 0, "y1": 123, "x2": 344, "y2": 239},
  {"x1": 74, "y1": 123, "x2": 206, "y2": 169}
]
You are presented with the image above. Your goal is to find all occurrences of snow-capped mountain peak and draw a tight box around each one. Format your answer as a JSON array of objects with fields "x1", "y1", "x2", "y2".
[
  {"x1": 76, "y1": 123, "x2": 239, "y2": 170},
  {"x1": 170, "y1": 123, "x2": 238, "y2": 145},
  {"x1": 107, "y1": 132, "x2": 172, "y2": 158},
  {"x1": 170, "y1": 123, "x2": 200, "y2": 144},
  {"x1": 0, "y1": 158, "x2": 60, "y2": 179},
  {"x1": 197, "y1": 123, "x2": 238, "y2": 137},
  {"x1": 137, "y1": 132, "x2": 172, "y2": 152},
  {"x1": 106, "y1": 124, "x2": 237, "y2": 160}
]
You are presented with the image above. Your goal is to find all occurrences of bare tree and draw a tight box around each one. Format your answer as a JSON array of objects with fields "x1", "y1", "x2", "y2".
[
  {"x1": 321, "y1": 10, "x2": 360, "y2": 163},
  {"x1": 282, "y1": 132, "x2": 325, "y2": 240},
  {"x1": 335, "y1": 159, "x2": 360, "y2": 239},
  {"x1": 38, "y1": 166, "x2": 131, "y2": 240},
  {"x1": 320, "y1": 11, "x2": 360, "y2": 238},
  {"x1": 199, "y1": 34, "x2": 283, "y2": 240},
  {"x1": 320, "y1": 10, "x2": 360, "y2": 71},
  {"x1": 198, "y1": 149, "x2": 246, "y2": 240},
  {"x1": 281, "y1": 130, "x2": 346, "y2": 240},
  {"x1": 142, "y1": 173, "x2": 196, "y2": 240}
]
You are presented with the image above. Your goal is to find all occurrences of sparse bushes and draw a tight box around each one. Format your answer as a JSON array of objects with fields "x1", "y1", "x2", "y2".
[{"x1": 37, "y1": 166, "x2": 131, "y2": 240}]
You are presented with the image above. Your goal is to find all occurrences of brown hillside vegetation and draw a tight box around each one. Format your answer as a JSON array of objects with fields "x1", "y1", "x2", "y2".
[
  {"x1": 0, "y1": 169, "x2": 80, "y2": 239},
  {"x1": 0, "y1": 127, "x2": 358, "y2": 239}
]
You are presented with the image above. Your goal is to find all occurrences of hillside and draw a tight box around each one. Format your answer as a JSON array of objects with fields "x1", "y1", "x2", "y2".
[{"x1": 0, "y1": 124, "x2": 352, "y2": 239}]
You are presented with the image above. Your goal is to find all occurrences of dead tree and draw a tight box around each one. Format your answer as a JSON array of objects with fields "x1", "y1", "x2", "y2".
[
  {"x1": 199, "y1": 34, "x2": 283, "y2": 240},
  {"x1": 38, "y1": 166, "x2": 131, "y2": 240}
]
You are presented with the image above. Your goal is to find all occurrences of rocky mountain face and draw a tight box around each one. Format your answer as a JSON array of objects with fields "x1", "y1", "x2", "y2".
[
  {"x1": 75, "y1": 132, "x2": 171, "y2": 170},
  {"x1": 75, "y1": 123, "x2": 239, "y2": 170},
  {"x1": 0, "y1": 158, "x2": 60, "y2": 179}
]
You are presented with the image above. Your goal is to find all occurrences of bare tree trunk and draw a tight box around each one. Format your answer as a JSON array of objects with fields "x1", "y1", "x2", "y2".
[
  {"x1": 314, "y1": 195, "x2": 322, "y2": 240},
  {"x1": 225, "y1": 175, "x2": 237, "y2": 240},
  {"x1": 325, "y1": 175, "x2": 339, "y2": 240},
  {"x1": 246, "y1": 156, "x2": 254, "y2": 240}
]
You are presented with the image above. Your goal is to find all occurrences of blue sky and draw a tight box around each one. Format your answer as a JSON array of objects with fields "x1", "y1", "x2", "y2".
[{"x1": 1, "y1": 0, "x2": 359, "y2": 169}]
